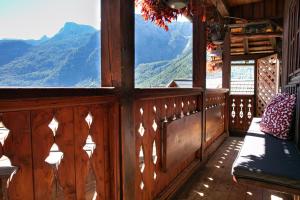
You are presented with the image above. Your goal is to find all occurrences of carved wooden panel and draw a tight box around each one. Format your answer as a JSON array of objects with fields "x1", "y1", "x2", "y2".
[
  {"x1": 205, "y1": 92, "x2": 226, "y2": 147},
  {"x1": 229, "y1": 95, "x2": 255, "y2": 134},
  {"x1": 257, "y1": 54, "x2": 279, "y2": 116},
  {"x1": 0, "y1": 96, "x2": 119, "y2": 200},
  {"x1": 134, "y1": 94, "x2": 202, "y2": 199},
  {"x1": 161, "y1": 112, "x2": 202, "y2": 171}
]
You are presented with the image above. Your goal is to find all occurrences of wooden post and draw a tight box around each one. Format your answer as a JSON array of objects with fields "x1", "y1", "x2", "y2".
[
  {"x1": 193, "y1": 16, "x2": 207, "y2": 88},
  {"x1": 223, "y1": 32, "x2": 231, "y2": 136},
  {"x1": 101, "y1": 0, "x2": 135, "y2": 89},
  {"x1": 222, "y1": 31, "x2": 231, "y2": 89},
  {"x1": 192, "y1": 1, "x2": 207, "y2": 161},
  {"x1": 102, "y1": 0, "x2": 135, "y2": 199}
]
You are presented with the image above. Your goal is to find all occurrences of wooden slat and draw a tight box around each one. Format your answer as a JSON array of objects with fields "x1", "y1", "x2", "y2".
[
  {"x1": 55, "y1": 107, "x2": 76, "y2": 199},
  {"x1": 90, "y1": 105, "x2": 107, "y2": 199},
  {"x1": 2, "y1": 112, "x2": 34, "y2": 200},
  {"x1": 31, "y1": 109, "x2": 54, "y2": 199},
  {"x1": 74, "y1": 106, "x2": 91, "y2": 199}
]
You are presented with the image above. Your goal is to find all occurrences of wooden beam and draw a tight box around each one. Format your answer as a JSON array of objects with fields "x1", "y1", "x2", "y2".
[
  {"x1": 249, "y1": 46, "x2": 274, "y2": 51},
  {"x1": 269, "y1": 38, "x2": 277, "y2": 50},
  {"x1": 249, "y1": 41, "x2": 272, "y2": 46},
  {"x1": 231, "y1": 53, "x2": 274, "y2": 61},
  {"x1": 243, "y1": 28, "x2": 249, "y2": 54},
  {"x1": 102, "y1": 0, "x2": 136, "y2": 199},
  {"x1": 223, "y1": 32, "x2": 231, "y2": 89},
  {"x1": 244, "y1": 38, "x2": 249, "y2": 54},
  {"x1": 231, "y1": 32, "x2": 283, "y2": 40},
  {"x1": 193, "y1": 14, "x2": 207, "y2": 88},
  {"x1": 208, "y1": 0, "x2": 229, "y2": 16}
]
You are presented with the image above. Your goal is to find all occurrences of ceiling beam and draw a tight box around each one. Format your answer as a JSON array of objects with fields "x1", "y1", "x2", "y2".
[
  {"x1": 231, "y1": 32, "x2": 283, "y2": 40},
  {"x1": 208, "y1": 0, "x2": 229, "y2": 17}
]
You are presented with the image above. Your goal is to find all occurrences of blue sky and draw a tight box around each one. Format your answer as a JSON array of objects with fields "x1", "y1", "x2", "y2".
[{"x1": 0, "y1": 0, "x2": 100, "y2": 39}]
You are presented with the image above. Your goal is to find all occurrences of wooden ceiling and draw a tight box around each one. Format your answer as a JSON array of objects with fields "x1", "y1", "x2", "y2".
[
  {"x1": 226, "y1": 0, "x2": 262, "y2": 7},
  {"x1": 206, "y1": 0, "x2": 284, "y2": 56}
]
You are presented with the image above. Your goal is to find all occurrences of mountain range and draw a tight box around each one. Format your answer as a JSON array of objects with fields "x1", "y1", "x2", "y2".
[{"x1": 0, "y1": 15, "x2": 194, "y2": 87}]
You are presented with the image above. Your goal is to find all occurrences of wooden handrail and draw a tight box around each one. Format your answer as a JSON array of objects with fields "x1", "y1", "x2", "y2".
[
  {"x1": 0, "y1": 95, "x2": 118, "y2": 112},
  {"x1": 134, "y1": 88, "x2": 204, "y2": 100},
  {"x1": 205, "y1": 88, "x2": 229, "y2": 94},
  {"x1": 0, "y1": 88, "x2": 118, "y2": 100}
]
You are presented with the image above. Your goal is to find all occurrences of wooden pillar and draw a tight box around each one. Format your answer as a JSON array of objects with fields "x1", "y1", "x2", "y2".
[
  {"x1": 101, "y1": 0, "x2": 135, "y2": 89},
  {"x1": 192, "y1": 2, "x2": 207, "y2": 162},
  {"x1": 102, "y1": 0, "x2": 135, "y2": 199},
  {"x1": 222, "y1": 31, "x2": 231, "y2": 89},
  {"x1": 193, "y1": 15, "x2": 207, "y2": 88},
  {"x1": 222, "y1": 32, "x2": 231, "y2": 136}
]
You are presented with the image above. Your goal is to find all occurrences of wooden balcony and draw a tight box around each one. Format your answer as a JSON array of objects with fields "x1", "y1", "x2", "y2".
[{"x1": 0, "y1": 0, "x2": 300, "y2": 199}]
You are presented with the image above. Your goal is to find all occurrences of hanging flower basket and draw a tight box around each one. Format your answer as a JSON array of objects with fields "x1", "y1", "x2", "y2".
[{"x1": 135, "y1": 0, "x2": 190, "y2": 31}]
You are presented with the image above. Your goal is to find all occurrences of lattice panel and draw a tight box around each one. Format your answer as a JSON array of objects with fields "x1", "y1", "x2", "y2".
[
  {"x1": 257, "y1": 54, "x2": 279, "y2": 116},
  {"x1": 134, "y1": 95, "x2": 201, "y2": 199},
  {"x1": 287, "y1": 0, "x2": 300, "y2": 81}
]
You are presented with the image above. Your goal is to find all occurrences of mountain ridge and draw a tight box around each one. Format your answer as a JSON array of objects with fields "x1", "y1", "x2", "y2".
[{"x1": 0, "y1": 16, "x2": 193, "y2": 87}]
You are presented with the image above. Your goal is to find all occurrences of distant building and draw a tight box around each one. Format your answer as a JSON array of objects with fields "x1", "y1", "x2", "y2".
[
  {"x1": 167, "y1": 79, "x2": 192, "y2": 88},
  {"x1": 167, "y1": 78, "x2": 223, "y2": 88}
]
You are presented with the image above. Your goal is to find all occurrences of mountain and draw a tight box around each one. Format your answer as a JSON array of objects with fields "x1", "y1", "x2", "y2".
[
  {"x1": 135, "y1": 15, "x2": 192, "y2": 66},
  {"x1": 0, "y1": 15, "x2": 193, "y2": 87},
  {"x1": 135, "y1": 49, "x2": 193, "y2": 87},
  {"x1": 0, "y1": 22, "x2": 100, "y2": 87},
  {"x1": 0, "y1": 40, "x2": 32, "y2": 66}
]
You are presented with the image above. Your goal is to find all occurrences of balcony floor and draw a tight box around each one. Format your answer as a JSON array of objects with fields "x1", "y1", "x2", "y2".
[{"x1": 174, "y1": 137, "x2": 294, "y2": 200}]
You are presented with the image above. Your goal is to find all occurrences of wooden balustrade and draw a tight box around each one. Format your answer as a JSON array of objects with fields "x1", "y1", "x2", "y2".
[
  {"x1": 133, "y1": 89, "x2": 203, "y2": 199},
  {"x1": 0, "y1": 90, "x2": 119, "y2": 200},
  {"x1": 0, "y1": 88, "x2": 231, "y2": 199},
  {"x1": 229, "y1": 95, "x2": 255, "y2": 135},
  {"x1": 204, "y1": 90, "x2": 228, "y2": 149}
]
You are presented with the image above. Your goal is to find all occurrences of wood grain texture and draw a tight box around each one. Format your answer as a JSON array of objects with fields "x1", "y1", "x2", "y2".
[
  {"x1": 161, "y1": 112, "x2": 202, "y2": 171},
  {"x1": 0, "y1": 95, "x2": 119, "y2": 200},
  {"x1": 2, "y1": 112, "x2": 34, "y2": 200},
  {"x1": 31, "y1": 109, "x2": 55, "y2": 200}
]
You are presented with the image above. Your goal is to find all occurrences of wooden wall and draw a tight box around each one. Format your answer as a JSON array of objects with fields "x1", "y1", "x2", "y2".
[
  {"x1": 283, "y1": 0, "x2": 300, "y2": 148},
  {"x1": 229, "y1": 0, "x2": 285, "y2": 20}
]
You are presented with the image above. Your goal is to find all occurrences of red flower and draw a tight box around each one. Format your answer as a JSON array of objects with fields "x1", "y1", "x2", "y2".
[{"x1": 136, "y1": 0, "x2": 189, "y2": 31}]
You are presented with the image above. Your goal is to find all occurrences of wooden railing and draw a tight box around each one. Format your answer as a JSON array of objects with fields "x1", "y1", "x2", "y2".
[
  {"x1": 0, "y1": 88, "x2": 230, "y2": 200},
  {"x1": 133, "y1": 88, "x2": 203, "y2": 199},
  {"x1": 229, "y1": 95, "x2": 255, "y2": 134},
  {"x1": 204, "y1": 89, "x2": 228, "y2": 148},
  {"x1": 0, "y1": 89, "x2": 120, "y2": 200}
]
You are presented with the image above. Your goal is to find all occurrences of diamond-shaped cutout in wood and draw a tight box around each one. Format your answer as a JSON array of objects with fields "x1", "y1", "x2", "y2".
[
  {"x1": 152, "y1": 141, "x2": 157, "y2": 164},
  {"x1": 153, "y1": 172, "x2": 157, "y2": 180},
  {"x1": 153, "y1": 106, "x2": 157, "y2": 113},
  {"x1": 83, "y1": 135, "x2": 96, "y2": 158},
  {"x1": 152, "y1": 120, "x2": 157, "y2": 132},
  {"x1": 45, "y1": 143, "x2": 64, "y2": 169},
  {"x1": 140, "y1": 181, "x2": 144, "y2": 190},
  {"x1": 138, "y1": 123, "x2": 145, "y2": 137},
  {"x1": 0, "y1": 121, "x2": 10, "y2": 146},
  {"x1": 140, "y1": 108, "x2": 144, "y2": 116},
  {"x1": 48, "y1": 117, "x2": 59, "y2": 137},
  {"x1": 85, "y1": 112, "x2": 93, "y2": 128},
  {"x1": 139, "y1": 146, "x2": 145, "y2": 173}
]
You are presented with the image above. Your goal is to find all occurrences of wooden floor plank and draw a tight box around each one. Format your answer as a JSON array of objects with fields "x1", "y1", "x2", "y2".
[{"x1": 174, "y1": 137, "x2": 295, "y2": 200}]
